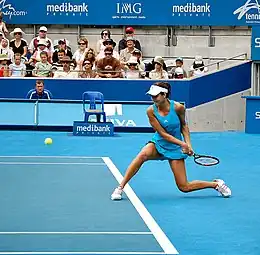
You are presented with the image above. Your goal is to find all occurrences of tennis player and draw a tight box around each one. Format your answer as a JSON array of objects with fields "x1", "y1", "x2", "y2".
[{"x1": 111, "y1": 82, "x2": 231, "y2": 200}]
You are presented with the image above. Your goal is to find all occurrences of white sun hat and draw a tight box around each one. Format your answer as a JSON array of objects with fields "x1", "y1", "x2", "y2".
[{"x1": 146, "y1": 84, "x2": 168, "y2": 96}]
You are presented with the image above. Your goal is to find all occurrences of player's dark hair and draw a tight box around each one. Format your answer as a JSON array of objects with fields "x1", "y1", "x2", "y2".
[{"x1": 154, "y1": 82, "x2": 171, "y2": 98}]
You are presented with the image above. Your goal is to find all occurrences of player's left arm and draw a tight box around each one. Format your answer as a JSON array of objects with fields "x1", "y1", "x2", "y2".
[{"x1": 175, "y1": 102, "x2": 193, "y2": 152}]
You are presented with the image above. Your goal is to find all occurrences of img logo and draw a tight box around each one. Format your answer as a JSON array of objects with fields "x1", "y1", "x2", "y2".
[
  {"x1": 113, "y1": 2, "x2": 145, "y2": 20},
  {"x1": 172, "y1": 2, "x2": 210, "y2": 17},
  {"x1": 46, "y1": 2, "x2": 88, "y2": 17},
  {"x1": 0, "y1": 0, "x2": 27, "y2": 19},
  {"x1": 233, "y1": 0, "x2": 260, "y2": 24}
]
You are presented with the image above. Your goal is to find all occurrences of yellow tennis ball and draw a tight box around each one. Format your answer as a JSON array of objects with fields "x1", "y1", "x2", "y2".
[{"x1": 44, "y1": 138, "x2": 53, "y2": 145}]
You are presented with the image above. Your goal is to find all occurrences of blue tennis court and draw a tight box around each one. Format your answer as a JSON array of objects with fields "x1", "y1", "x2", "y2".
[{"x1": 0, "y1": 131, "x2": 259, "y2": 255}]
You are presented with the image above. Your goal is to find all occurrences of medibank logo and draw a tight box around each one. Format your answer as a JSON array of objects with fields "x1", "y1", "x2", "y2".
[
  {"x1": 172, "y1": 3, "x2": 211, "y2": 17},
  {"x1": 46, "y1": 2, "x2": 88, "y2": 16},
  {"x1": 76, "y1": 124, "x2": 111, "y2": 132}
]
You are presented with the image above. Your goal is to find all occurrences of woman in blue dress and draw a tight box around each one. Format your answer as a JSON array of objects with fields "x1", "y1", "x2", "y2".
[{"x1": 111, "y1": 82, "x2": 231, "y2": 200}]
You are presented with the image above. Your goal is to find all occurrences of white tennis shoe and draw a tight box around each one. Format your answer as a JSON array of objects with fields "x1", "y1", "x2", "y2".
[
  {"x1": 214, "y1": 179, "x2": 231, "y2": 197},
  {"x1": 111, "y1": 186, "x2": 123, "y2": 200}
]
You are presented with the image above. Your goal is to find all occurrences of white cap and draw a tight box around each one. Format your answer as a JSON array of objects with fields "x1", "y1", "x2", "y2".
[
  {"x1": 146, "y1": 85, "x2": 168, "y2": 96},
  {"x1": 39, "y1": 26, "x2": 48, "y2": 32}
]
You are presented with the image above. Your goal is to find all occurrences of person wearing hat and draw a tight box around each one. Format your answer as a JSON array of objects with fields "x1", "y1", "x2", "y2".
[
  {"x1": 96, "y1": 39, "x2": 119, "y2": 61},
  {"x1": 0, "y1": 12, "x2": 9, "y2": 38},
  {"x1": 29, "y1": 39, "x2": 52, "y2": 65},
  {"x1": 149, "y1": 56, "x2": 168, "y2": 80},
  {"x1": 52, "y1": 39, "x2": 73, "y2": 64},
  {"x1": 96, "y1": 46, "x2": 121, "y2": 78},
  {"x1": 125, "y1": 56, "x2": 142, "y2": 79},
  {"x1": 119, "y1": 37, "x2": 138, "y2": 66},
  {"x1": 118, "y1": 27, "x2": 141, "y2": 53},
  {"x1": 132, "y1": 49, "x2": 145, "y2": 72},
  {"x1": 111, "y1": 81, "x2": 232, "y2": 200},
  {"x1": 28, "y1": 26, "x2": 54, "y2": 54},
  {"x1": 0, "y1": 53, "x2": 10, "y2": 77},
  {"x1": 169, "y1": 57, "x2": 187, "y2": 79},
  {"x1": 53, "y1": 55, "x2": 78, "y2": 78},
  {"x1": 9, "y1": 28, "x2": 28, "y2": 57},
  {"x1": 189, "y1": 55, "x2": 208, "y2": 77}
]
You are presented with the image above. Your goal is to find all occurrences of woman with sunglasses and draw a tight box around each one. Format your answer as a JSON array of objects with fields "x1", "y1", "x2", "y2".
[
  {"x1": 72, "y1": 37, "x2": 89, "y2": 71},
  {"x1": 96, "y1": 29, "x2": 111, "y2": 54},
  {"x1": 9, "y1": 28, "x2": 28, "y2": 58}
]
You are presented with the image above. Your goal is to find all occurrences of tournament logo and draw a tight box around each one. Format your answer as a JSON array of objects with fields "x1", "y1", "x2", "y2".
[
  {"x1": 0, "y1": 0, "x2": 27, "y2": 19},
  {"x1": 233, "y1": 0, "x2": 260, "y2": 24},
  {"x1": 112, "y1": 2, "x2": 146, "y2": 20}
]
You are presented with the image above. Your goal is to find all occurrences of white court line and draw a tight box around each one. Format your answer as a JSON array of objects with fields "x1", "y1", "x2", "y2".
[
  {"x1": 0, "y1": 231, "x2": 152, "y2": 235},
  {"x1": 0, "y1": 162, "x2": 106, "y2": 165},
  {"x1": 0, "y1": 156, "x2": 102, "y2": 159},
  {"x1": 102, "y1": 157, "x2": 178, "y2": 255},
  {"x1": 0, "y1": 252, "x2": 165, "y2": 255}
]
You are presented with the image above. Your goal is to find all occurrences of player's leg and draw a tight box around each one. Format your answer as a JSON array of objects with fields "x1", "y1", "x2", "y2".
[
  {"x1": 168, "y1": 159, "x2": 231, "y2": 197},
  {"x1": 111, "y1": 142, "x2": 161, "y2": 200}
]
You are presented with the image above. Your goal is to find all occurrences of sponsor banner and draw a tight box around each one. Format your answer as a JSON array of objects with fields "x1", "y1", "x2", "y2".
[
  {"x1": 73, "y1": 121, "x2": 114, "y2": 136},
  {"x1": 243, "y1": 96, "x2": 260, "y2": 134},
  {"x1": 1, "y1": 0, "x2": 260, "y2": 26},
  {"x1": 251, "y1": 26, "x2": 260, "y2": 61}
]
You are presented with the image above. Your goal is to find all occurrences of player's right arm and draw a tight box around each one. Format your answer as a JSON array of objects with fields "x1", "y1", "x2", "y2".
[{"x1": 146, "y1": 106, "x2": 188, "y2": 149}]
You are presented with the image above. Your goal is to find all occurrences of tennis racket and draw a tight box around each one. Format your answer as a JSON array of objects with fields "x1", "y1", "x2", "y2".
[{"x1": 192, "y1": 153, "x2": 220, "y2": 166}]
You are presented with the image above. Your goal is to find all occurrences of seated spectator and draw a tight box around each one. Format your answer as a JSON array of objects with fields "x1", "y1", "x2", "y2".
[
  {"x1": 149, "y1": 56, "x2": 169, "y2": 80},
  {"x1": 80, "y1": 59, "x2": 98, "y2": 78},
  {"x1": 173, "y1": 67, "x2": 185, "y2": 79},
  {"x1": 96, "y1": 47, "x2": 121, "y2": 78},
  {"x1": 96, "y1": 29, "x2": 111, "y2": 54},
  {"x1": 33, "y1": 52, "x2": 52, "y2": 77},
  {"x1": 145, "y1": 57, "x2": 167, "y2": 78},
  {"x1": 125, "y1": 56, "x2": 143, "y2": 79},
  {"x1": 169, "y1": 57, "x2": 187, "y2": 78},
  {"x1": 0, "y1": 12, "x2": 9, "y2": 38},
  {"x1": 119, "y1": 27, "x2": 141, "y2": 53},
  {"x1": 51, "y1": 49, "x2": 66, "y2": 72},
  {"x1": 29, "y1": 39, "x2": 52, "y2": 65},
  {"x1": 119, "y1": 37, "x2": 138, "y2": 66},
  {"x1": 52, "y1": 39, "x2": 73, "y2": 63},
  {"x1": 82, "y1": 48, "x2": 96, "y2": 71},
  {"x1": 29, "y1": 26, "x2": 53, "y2": 55},
  {"x1": 53, "y1": 56, "x2": 78, "y2": 78},
  {"x1": 0, "y1": 54, "x2": 9, "y2": 77},
  {"x1": 73, "y1": 37, "x2": 88, "y2": 70},
  {"x1": 9, "y1": 28, "x2": 28, "y2": 57},
  {"x1": 0, "y1": 31, "x2": 9, "y2": 49},
  {"x1": 190, "y1": 55, "x2": 208, "y2": 77},
  {"x1": 0, "y1": 38, "x2": 14, "y2": 62},
  {"x1": 27, "y1": 80, "x2": 52, "y2": 99},
  {"x1": 132, "y1": 49, "x2": 145, "y2": 72},
  {"x1": 96, "y1": 39, "x2": 119, "y2": 61},
  {"x1": 9, "y1": 53, "x2": 26, "y2": 77}
]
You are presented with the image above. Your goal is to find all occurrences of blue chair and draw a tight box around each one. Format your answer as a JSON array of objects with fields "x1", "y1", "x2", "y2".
[{"x1": 82, "y1": 91, "x2": 106, "y2": 123}]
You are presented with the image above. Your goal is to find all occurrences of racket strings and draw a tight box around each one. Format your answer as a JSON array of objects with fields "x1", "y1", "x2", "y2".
[{"x1": 195, "y1": 156, "x2": 219, "y2": 166}]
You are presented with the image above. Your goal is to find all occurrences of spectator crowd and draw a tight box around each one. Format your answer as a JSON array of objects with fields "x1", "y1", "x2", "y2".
[{"x1": 0, "y1": 12, "x2": 208, "y2": 80}]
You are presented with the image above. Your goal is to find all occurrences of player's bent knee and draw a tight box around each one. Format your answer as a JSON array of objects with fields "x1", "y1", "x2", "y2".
[
  {"x1": 177, "y1": 183, "x2": 191, "y2": 193},
  {"x1": 138, "y1": 151, "x2": 149, "y2": 162}
]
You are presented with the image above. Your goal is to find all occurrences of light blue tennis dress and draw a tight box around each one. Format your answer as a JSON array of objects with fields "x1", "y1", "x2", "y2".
[{"x1": 150, "y1": 100, "x2": 188, "y2": 160}]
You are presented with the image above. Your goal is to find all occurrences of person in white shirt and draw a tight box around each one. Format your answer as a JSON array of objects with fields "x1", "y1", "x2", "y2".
[
  {"x1": 72, "y1": 37, "x2": 88, "y2": 70},
  {"x1": 9, "y1": 53, "x2": 26, "y2": 77},
  {"x1": 149, "y1": 56, "x2": 169, "y2": 80},
  {"x1": 189, "y1": 55, "x2": 208, "y2": 77},
  {"x1": 28, "y1": 26, "x2": 54, "y2": 54},
  {"x1": 53, "y1": 56, "x2": 78, "y2": 78}
]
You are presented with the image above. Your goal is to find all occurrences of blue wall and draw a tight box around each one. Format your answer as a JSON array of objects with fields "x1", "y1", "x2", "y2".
[
  {"x1": 3, "y1": 0, "x2": 258, "y2": 26},
  {"x1": 0, "y1": 62, "x2": 251, "y2": 108}
]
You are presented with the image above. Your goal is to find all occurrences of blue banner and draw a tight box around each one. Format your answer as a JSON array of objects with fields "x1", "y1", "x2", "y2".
[
  {"x1": 251, "y1": 26, "x2": 260, "y2": 61},
  {"x1": 1, "y1": 0, "x2": 260, "y2": 26}
]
